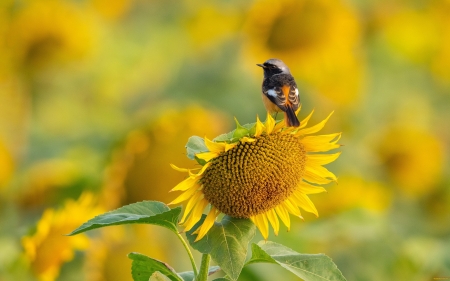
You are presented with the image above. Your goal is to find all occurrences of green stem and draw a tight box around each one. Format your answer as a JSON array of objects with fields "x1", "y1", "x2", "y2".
[
  {"x1": 175, "y1": 232, "x2": 198, "y2": 277},
  {"x1": 196, "y1": 254, "x2": 211, "y2": 281}
]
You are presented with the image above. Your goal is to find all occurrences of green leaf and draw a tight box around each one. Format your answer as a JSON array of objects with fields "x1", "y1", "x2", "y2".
[
  {"x1": 213, "y1": 131, "x2": 234, "y2": 142},
  {"x1": 149, "y1": 272, "x2": 172, "y2": 281},
  {"x1": 186, "y1": 216, "x2": 255, "y2": 281},
  {"x1": 67, "y1": 201, "x2": 181, "y2": 235},
  {"x1": 185, "y1": 136, "x2": 208, "y2": 160},
  {"x1": 179, "y1": 266, "x2": 220, "y2": 281},
  {"x1": 128, "y1": 252, "x2": 183, "y2": 281},
  {"x1": 232, "y1": 118, "x2": 250, "y2": 139},
  {"x1": 247, "y1": 241, "x2": 347, "y2": 281},
  {"x1": 213, "y1": 278, "x2": 231, "y2": 281}
]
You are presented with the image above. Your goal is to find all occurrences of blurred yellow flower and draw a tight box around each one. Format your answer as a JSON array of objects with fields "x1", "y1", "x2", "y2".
[
  {"x1": 100, "y1": 105, "x2": 228, "y2": 209},
  {"x1": 7, "y1": 0, "x2": 95, "y2": 70},
  {"x1": 377, "y1": 127, "x2": 444, "y2": 197},
  {"x1": 185, "y1": 4, "x2": 242, "y2": 51},
  {"x1": 0, "y1": 139, "x2": 14, "y2": 190},
  {"x1": 17, "y1": 159, "x2": 81, "y2": 209},
  {"x1": 314, "y1": 176, "x2": 392, "y2": 216},
  {"x1": 91, "y1": 0, "x2": 134, "y2": 21},
  {"x1": 243, "y1": 0, "x2": 363, "y2": 106},
  {"x1": 375, "y1": 1, "x2": 450, "y2": 83},
  {"x1": 376, "y1": 4, "x2": 440, "y2": 65},
  {"x1": 22, "y1": 193, "x2": 103, "y2": 281},
  {"x1": 0, "y1": 74, "x2": 30, "y2": 160},
  {"x1": 170, "y1": 109, "x2": 340, "y2": 241}
]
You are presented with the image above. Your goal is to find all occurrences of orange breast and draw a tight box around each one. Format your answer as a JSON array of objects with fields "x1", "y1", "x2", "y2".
[{"x1": 261, "y1": 93, "x2": 281, "y2": 113}]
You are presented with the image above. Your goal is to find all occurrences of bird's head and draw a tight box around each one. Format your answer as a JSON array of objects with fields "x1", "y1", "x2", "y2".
[{"x1": 257, "y1": 58, "x2": 291, "y2": 78}]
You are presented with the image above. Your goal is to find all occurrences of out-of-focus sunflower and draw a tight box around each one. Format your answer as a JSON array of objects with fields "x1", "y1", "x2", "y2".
[
  {"x1": 0, "y1": 74, "x2": 30, "y2": 159},
  {"x1": 17, "y1": 159, "x2": 81, "y2": 209},
  {"x1": 314, "y1": 176, "x2": 392, "y2": 216},
  {"x1": 7, "y1": 0, "x2": 95, "y2": 70},
  {"x1": 90, "y1": 0, "x2": 134, "y2": 21},
  {"x1": 0, "y1": 139, "x2": 14, "y2": 190},
  {"x1": 374, "y1": 1, "x2": 450, "y2": 83},
  {"x1": 374, "y1": 2, "x2": 440, "y2": 65},
  {"x1": 170, "y1": 108, "x2": 341, "y2": 241},
  {"x1": 184, "y1": 4, "x2": 242, "y2": 51},
  {"x1": 430, "y1": 1, "x2": 450, "y2": 83},
  {"x1": 377, "y1": 127, "x2": 444, "y2": 197},
  {"x1": 243, "y1": 0, "x2": 363, "y2": 106},
  {"x1": 100, "y1": 106, "x2": 228, "y2": 208},
  {"x1": 22, "y1": 193, "x2": 103, "y2": 281}
]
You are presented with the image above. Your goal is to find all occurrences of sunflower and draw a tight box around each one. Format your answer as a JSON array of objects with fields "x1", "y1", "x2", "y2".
[
  {"x1": 22, "y1": 193, "x2": 103, "y2": 281},
  {"x1": 169, "y1": 108, "x2": 341, "y2": 241},
  {"x1": 7, "y1": 0, "x2": 95, "y2": 70}
]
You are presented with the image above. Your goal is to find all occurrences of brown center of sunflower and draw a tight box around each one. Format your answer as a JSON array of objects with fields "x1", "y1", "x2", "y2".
[{"x1": 201, "y1": 132, "x2": 307, "y2": 218}]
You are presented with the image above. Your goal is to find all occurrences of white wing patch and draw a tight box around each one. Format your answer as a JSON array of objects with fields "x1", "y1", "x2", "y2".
[
  {"x1": 294, "y1": 88, "x2": 299, "y2": 97},
  {"x1": 267, "y1": 89, "x2": 278, "y2": 98}
]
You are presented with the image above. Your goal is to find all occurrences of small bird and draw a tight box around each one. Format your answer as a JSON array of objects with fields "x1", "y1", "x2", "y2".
[{"x1": 257, "y1": 58, "x2": 300, "y2": 127}]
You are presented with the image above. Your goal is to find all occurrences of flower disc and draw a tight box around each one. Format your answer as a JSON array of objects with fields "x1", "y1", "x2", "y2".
[{"x1": 201, "y1": 132, "x2": 307, "y2": 218}]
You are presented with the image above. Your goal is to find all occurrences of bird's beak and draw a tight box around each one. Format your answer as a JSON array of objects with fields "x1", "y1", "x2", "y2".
[{"x1": 256, "y1": 63, "x2": 265, "y2": 68}]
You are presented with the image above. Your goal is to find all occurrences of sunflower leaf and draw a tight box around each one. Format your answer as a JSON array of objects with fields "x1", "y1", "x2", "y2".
[
  {"x1": 67, "y1": 201, "x2": 181, "y2": 235},
  {"x1": 185, "y1": 136, "x2": 208, "y2": 160},
  {"x1": 128, "y1": 252, "x2": 183, "y2": 281},
  {"x1": 233, "y1": 118, "x2": 250, "y2": 139},
  {"x1": 186, "y1": 216, "x2": 256, "y2": 281},
  {"x1": 246, "y1": 241, "x2": 347, "y2": 281},
  {"x1": 179, "y1": 266, "x2": 220, "y2": 281}
]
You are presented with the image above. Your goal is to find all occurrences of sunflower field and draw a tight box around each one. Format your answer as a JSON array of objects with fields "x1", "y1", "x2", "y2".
[{"x1": 1, "y1": 0, "x2": 449, "y2": 280}]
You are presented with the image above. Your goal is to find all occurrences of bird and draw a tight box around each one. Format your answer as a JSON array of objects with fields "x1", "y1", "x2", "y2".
[{"x1": 257, "y1": 58, "x2": 300, "y2": 127}]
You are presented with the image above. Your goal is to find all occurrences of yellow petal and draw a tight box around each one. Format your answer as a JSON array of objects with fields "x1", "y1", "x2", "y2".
[
  {"x1": 296, "y1": 111, "x2": 334, "y2": 136},
  {"x1": 292, "y1": 192, "x2": 318, "y2": 217},
  {"x1": 225, "y1": 143, "x2": 237, "y2": 152},
  {"x1": 170, "y1": 176, "x2": 197, "y2": 192},
  {"x1": 180, "y1": 192, "x2": 203, "y2": 224},
  {"x1": 302, "y1": 133, "x2": 341, "y2": 152},
  {"x1": 196, "y1": 151, "x2": 219, "y2": 162},
  {"x1": 306, "y1": 165, "x2": 337, "y2": 181},
  {"x1": 204, "y1": 136, "x2": 227, "y2": 153},
  {"x1": 254, "y1": 115, "x2": 265, "y2": 137},
  {"x1": 282, "y1": 199, "x2": 302, "y2": 218},
  {"x1": 275, "y1": 205, "x2": 291, "y2": 231},
  {"x1": 241, "y1": 137, "x2": 256, "y2": 143},
  {"x1": 194, "y1": 207, "x2": 218, "y2": 242},
  {"x1": 170, "y1": 163, "x2": 191, "y2": 173},
  {"x1": 298, "y1": 109, "x2": 314, "y2": 129},
  {"x1": 295, "y1": 104, "x2": 302, "y2": 116},
  {"x1": 182, "y1": 198, "x2": 209, "y2": 231},
  {"x1": 307, "y1": 152, "x2": 341, "y2": 166},
  {"x1": 193, "y1": 162, "x2": 211, "y2": 176},
  {"x1": 303, "y1": 168, "x2": 333, "y2": 185},
  {"x1": 266, "y1": 209, "x2": 280, "y2": 236},
  {"x1": 297, "y1": 182, "x2": 327, "y2": 194},
  {"x1": 169, "y1": 183, "x2": 200, "y2": 205},
  {"x1": 254, "y1": 213, "x2": 269, "y2": 239},
  {"x1": 265, "y1": 112, "x2": 276, "y2": 135}
]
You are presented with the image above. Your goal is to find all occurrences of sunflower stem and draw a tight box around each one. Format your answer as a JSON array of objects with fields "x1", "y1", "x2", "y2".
[
  {"x1": 197, "y1": 253, "x2": 211, "y2": 281},
  {"x1": 175, "y1": 232, "x2": 198, "y2": 277}
]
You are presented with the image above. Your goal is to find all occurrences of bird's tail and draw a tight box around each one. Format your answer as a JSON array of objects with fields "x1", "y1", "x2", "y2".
[{"x1": 284, "y1": 105, "x2": 300, "y2": 127}]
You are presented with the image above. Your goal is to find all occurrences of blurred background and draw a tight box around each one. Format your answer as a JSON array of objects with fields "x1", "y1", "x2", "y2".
[{"x1": 1, "y1": 0, "x2": 449, "y2": 280}]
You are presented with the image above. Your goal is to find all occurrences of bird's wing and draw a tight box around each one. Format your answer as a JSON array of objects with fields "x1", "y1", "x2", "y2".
[
  {"x1": 288, "y1": 86, "x2": 300, "y2": 111},
  {"x1": 263, "y1": 87, "x2": 287, "y2": 111}
]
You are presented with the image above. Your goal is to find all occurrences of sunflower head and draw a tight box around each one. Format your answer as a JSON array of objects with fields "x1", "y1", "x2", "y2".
[{"x1": 169, "y1": 108, "x2": 341, "y2": 241}]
